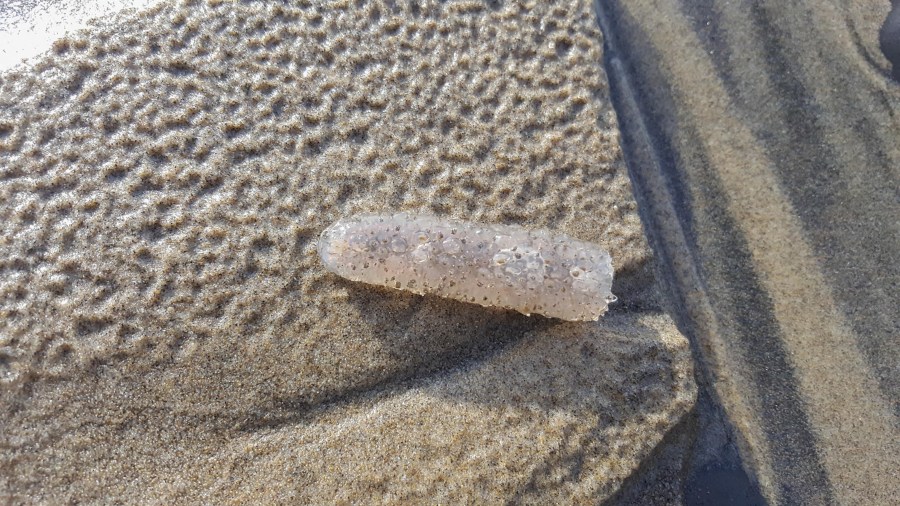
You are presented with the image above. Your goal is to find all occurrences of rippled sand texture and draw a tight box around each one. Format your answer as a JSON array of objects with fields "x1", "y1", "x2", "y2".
[{"x1": 0, "y1": 0, "x2": 695, "y2": 503}]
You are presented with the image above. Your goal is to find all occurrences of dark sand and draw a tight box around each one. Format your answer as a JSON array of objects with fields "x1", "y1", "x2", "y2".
[{"x1": 599, "y1": 0, "x2": 899, "y2": 503}]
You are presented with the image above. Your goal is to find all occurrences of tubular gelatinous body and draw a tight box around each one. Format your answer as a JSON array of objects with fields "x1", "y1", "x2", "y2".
[{"x1": 318, "y1": 213, "x2": 615, "y2": 321}]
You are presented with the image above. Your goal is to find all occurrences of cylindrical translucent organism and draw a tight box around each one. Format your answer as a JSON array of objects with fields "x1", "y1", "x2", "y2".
[{"x1": 317, "y1": 213, "x2": 616, "y2": 321}]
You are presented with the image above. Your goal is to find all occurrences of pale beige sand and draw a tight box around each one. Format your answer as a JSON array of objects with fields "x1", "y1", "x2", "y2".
[{"x1": 0, "y1": 1, "x2": 695, "y2": 503}]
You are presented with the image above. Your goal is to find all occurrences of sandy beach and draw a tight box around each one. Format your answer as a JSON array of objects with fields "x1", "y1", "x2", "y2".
[
  {"x1": 0, "y1": 1, "x2": 696, "y2": 503},
  {"x1": 4, "y1": 0, "x2": 896, "y2": 503}
]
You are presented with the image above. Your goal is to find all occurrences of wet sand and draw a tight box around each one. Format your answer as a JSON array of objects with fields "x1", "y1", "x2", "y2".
[{"x1": 600, "y1": 0, "x2": 899, "y2": 503}]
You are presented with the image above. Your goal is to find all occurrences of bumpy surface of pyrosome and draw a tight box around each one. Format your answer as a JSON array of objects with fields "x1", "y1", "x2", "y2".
[{"x1": 318, "y1": 213, "x2": 616, "y2": 321}]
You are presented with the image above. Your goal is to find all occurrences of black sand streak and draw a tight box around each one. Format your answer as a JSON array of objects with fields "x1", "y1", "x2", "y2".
[
  {"x1": 747, "y1": 3, "x2": 900, "y2": 414},
  {"x1": 679, "y1": 0, "x2": 744, "y2": 104},
  {"x1": 596, "y1": 0, "x2": 835, "y2": 503},
  {"x1": 590, "y1": 2, "x2": 703, "y2": 266}
]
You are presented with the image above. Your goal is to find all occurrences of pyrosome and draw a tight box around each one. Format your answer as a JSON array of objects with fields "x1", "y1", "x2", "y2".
[{"x1": 317, "y1": 213, "x2": 616, "y2": 321}]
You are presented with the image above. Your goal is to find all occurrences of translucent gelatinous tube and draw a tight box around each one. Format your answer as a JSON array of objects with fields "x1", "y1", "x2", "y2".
[{"x1": 317, "y1": 213, "x2": 616, "y2": 321}]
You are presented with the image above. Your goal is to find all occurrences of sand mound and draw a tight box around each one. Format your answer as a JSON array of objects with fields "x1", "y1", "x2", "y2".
[{"x1": 0, "y1": 1, "x2": 695, "y2": 502}]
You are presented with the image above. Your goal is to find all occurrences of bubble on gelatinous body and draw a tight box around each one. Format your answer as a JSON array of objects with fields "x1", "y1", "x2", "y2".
[
  {"x1": 318, "y1": 213, "x2": 615, "y2": 321},
  {"x1": 390, "y1": 236, "x2": 408, "y2": 253},
  {"x1": 349, "y1": 233, "x2": 368, "y2": 252},
  {"x1": 442, "y1": 237, "x2": 462, "y2": 255},
  {"x1": 523, "y1": 251, "x2": 544, "y2": 272},
  {"x1": 374, "y1": 232, "x2": 394, "y2": 253},
  {"x1": 411, "y1": 244, "x2": 433, "y2": 263}
]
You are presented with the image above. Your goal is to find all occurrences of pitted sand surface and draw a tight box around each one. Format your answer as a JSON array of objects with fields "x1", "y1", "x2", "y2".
[{"x1": 0, "y1": 1, "x2": 695, "y2": 503}]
